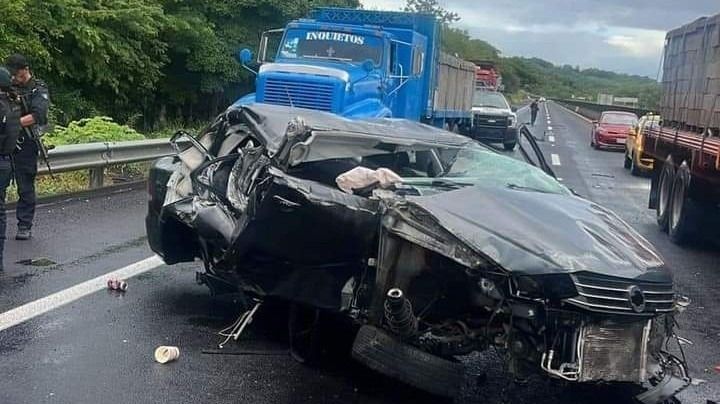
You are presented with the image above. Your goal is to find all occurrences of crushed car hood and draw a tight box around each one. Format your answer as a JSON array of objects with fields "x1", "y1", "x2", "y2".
[{"x1": 407, "y1": 185, "x2": 668, "y2": 280}]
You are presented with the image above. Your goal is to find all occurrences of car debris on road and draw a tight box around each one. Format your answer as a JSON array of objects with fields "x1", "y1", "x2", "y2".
[
  {"x1": 107, "y1": 279, "x2": 128, "y2": 292},
  {"x1": 146, "y1": 103, "x2": 692, "y2": 403},
  {"x1": 154, "y1": 346, "x2": 180, "y2": 364}
]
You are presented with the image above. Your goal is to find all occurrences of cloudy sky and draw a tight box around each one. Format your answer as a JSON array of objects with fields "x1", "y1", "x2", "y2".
[{"x1": 360, "y1": 0, "x2": 719, "y2": 77}]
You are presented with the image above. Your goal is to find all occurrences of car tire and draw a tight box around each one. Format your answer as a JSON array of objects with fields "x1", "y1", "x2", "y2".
[
  {"x1": 668, "y1": 161, "x2": 699, "y2": 244},
  {"x1": 503, "y1": 140, "x2": 517, "y2": 151},
  {"x1": 288, "y1": 303, "x2": 323, "y2": 365},
  {"x1": 591, "y1": 133, "x2": 599, "y2": 149},
  {"x1": 351, "y1": 325, "x2": 463, "y2": 398},
  {"x1": 624, "y1": 152, "x2": 632, "y2": 169},
  {"x1": 629, "y1": 153, "x2": 642, "y2": 176}
]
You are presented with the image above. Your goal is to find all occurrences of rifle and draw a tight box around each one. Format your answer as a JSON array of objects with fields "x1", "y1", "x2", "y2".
[{"x1": 17, "y1": 93, "x2": 54, "y2": 177}]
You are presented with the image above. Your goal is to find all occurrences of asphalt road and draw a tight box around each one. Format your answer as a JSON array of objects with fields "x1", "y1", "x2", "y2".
[{"x1": 0, "y1": 101, "x2": 717, "y2": 404}]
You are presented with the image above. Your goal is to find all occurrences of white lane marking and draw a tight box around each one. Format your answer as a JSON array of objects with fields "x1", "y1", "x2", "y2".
[
  {"x1": 548, "y1": 126, "x2": 553, "y2": 131},
  {"x1": 548, "y1": 135, "x2": 555, "y2": 142},
  {"x1": 551, "y1": 154, "x2": 562, "y2": 166},
  {"x1": 547, "y1": 120, "x2": 551, "y2": 125},
  {"x1": 557, "y1": 177, "x2": 563, "y2": 181},
  {"x1": 0, "y1": 256, "x2": 164, "y2": 332}
]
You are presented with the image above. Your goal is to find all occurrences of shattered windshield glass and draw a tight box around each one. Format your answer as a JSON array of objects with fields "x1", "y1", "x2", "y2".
[
  {"x1": 298, "y1": 130, "x2": 569, "y2": 196},
  {"x1": 396, "y1": 143, "x2": 569, "y2": 195}
]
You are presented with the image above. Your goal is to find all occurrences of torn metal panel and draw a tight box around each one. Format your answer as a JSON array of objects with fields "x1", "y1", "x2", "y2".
[{"x1": 406, "y1": 185, "x2": 666, "y2": 278}]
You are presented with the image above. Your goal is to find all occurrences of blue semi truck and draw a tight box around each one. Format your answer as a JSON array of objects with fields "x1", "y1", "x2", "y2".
[{"x1": 234, "y1": 7, "x2": 476, "y2": 131}]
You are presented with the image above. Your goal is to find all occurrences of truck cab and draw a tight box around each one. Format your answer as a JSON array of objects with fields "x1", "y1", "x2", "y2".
[{"x1": 234, "y1": 8, "x2": 433, "y2": 121}]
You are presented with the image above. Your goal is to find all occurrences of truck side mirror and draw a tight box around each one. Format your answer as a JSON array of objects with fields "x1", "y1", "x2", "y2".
[
  {"x1": 236, "y1": 48, "x2": 257, "y2": 75},
  {"x1": 237, "y1": 49, "x2": 253, "y2": 65},
  {"x1": 511, "y1": 106, "x2": 518, "y2": 112},
  {"x1": 362, "y1": 59, "x2": 375, "y2": 73}
]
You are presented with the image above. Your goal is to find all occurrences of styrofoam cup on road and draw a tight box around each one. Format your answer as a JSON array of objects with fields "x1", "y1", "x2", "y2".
[{"x1": 154, "y1": 346, "x2": 180, "y2": 364}]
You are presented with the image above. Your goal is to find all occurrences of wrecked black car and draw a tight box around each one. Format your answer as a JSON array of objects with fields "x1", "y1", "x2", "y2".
[{"x1": 146, "y1": 103, "x2": 690, "y2": 403}]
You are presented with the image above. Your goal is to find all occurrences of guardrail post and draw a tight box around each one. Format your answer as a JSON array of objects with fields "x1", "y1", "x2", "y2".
[{"x1": 89, "y1": 167, "x2": 104, "y2": 189}]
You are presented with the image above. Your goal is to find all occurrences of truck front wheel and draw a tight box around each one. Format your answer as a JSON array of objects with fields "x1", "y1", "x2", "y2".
[
  {"x1": 503, "y1": 140, "x2": 517, "y2": 151},
  {"x1": 656, "y1": 155, "x2": 675, "y2": 231},
  {"x1": 668, "y1": 161, "x2": 700, "y2": 244}
]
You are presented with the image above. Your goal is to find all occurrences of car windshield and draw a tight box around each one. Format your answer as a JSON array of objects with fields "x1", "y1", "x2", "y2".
[
  {"x1": 472, "y1": 91, "x2": 509, "y2": 109},
  {"x1": 601, "y1": 113, "x2": 638, "y2": 125},
  {"x1": 278, "y1": 29, "x2": 383, "y2": 64},
  {"x1": 358, "y1": 142, "x2": 569, "y2": 196}
]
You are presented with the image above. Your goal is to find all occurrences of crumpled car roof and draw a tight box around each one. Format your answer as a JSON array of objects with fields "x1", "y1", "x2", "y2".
[{"x1": 239, "y1": 103, "x2": 472, "y2": 155}]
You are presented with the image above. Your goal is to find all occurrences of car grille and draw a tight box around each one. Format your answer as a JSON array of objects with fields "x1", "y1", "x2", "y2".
[
  {"x1": 263, "y1": 78, "x2": 335, "y2": 112},
  {"x1": 474, "y1": 114, "x2": 507, "y2": 128},
  {"x1": 579, "y1": 320, "x2": 650, "y2": 382},
  {"x1": 566, "y1": 273, "x2": 675, "y2": 315}
]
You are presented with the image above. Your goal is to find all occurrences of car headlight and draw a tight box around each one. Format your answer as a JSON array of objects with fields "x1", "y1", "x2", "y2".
[{"x1": 508, "y1": 114, "x2": 517, "y2": 128}]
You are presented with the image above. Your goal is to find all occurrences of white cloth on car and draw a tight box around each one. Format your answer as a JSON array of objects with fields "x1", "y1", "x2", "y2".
[{"x1": 336, "y1": 166, "x2": 403, "y2": 194}]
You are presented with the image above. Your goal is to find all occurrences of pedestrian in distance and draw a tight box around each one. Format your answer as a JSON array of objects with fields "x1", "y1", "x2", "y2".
[
  {"x1": 530, "y1": 99, "x2": 539, "y2": 126},
  {"x1": 5, "y1": 54, "x2": 50, "y2": 241},
  {"x1": 0, "y1": 67, "x2": 23, "y2": 271}
]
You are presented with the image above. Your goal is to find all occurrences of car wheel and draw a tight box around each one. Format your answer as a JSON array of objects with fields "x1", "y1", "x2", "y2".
[
  {"x1": 503, "y1": 140, "x2": 517, "y2": 151},
  {"x1": 629, "y1": 153, "x2": 642, "y2": 176},
  {"x1": 668, "y1": 161, "x2": 699, "y2": 244},
  {"x1": 624, "y1": 151, "x2": 632, "y2": 169},
  {"x1": 591, "y1": 133, "x2": 600, "y2": 149},
  {"x1": 351, "y1": 325, "x2": 463, "y2": 399},
  {"x1": 451, "y1": 123, "x2": 460, "y2": 134},
  {"x1": 656, "y1": 155, "x2": 675, "y2": 231},
  {"x1": 288, "y1": 303, "x2": 322, "y2": 365}
]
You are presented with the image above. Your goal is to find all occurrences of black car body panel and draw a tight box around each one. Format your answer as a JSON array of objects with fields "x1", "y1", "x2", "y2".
[{"x1": 146, "y1": 103, "x2": 690, "y2": 402}]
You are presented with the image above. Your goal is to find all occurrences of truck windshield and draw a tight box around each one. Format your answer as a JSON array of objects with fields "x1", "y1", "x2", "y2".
[
  {"x1": 472, "y1": 92, "x2": 509, "y2": 109},
  {"x1": 278, "y1": 30, "x2": 383, "y2": 65}
]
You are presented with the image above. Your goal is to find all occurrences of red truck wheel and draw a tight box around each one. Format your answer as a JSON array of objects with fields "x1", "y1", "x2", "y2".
[{"x1": 656, "y1": 155, "x2": 675, "y2": 231}]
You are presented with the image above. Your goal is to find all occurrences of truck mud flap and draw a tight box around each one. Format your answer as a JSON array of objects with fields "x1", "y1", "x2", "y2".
[{"x1": 351, "y1": 325, "x2": 464, "y2": 398}]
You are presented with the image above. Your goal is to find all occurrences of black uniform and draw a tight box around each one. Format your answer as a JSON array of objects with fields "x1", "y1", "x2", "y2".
[
  {"x1": 0, "y1": 89, "x2": 23, "y2": 269},
  {"x1": 13, "y1": 77, "x2": 49, "y2": 232}
]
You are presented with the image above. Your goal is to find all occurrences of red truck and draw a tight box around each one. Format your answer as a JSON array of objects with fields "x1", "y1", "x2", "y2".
[
  {"x1": 471, "y1": 60, "x2": 501, "y2": 91},
  {"x1": 646, "y1": 14, "x2": 720, "y2": 244}
]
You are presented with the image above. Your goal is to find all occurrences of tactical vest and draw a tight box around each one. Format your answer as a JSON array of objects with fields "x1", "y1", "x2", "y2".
[{"x1": 0, "y1": 94, "x2": 22, "y2": 155}]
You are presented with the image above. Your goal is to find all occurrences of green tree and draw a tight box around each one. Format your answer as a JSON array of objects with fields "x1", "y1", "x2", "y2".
[
  {"x1": 404, "y1": 0, "x2": 459, "y2": 24},
  {"x1": 441, "y1": 27, "x2": 499, "y2": 61}
]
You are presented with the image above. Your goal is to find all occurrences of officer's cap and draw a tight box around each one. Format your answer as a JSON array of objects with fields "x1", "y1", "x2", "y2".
[{"x1": 4, "y1": 54, "x2": 29, "y2": 75}]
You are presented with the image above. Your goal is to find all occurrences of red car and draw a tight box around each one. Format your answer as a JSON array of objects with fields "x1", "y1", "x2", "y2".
[{"x1": 590, "y1": 111, "x2": 638, "y2": 150}]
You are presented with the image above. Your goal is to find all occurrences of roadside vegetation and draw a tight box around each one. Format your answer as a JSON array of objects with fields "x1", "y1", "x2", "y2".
[{"x1": 0, "y1": 0, "x2": 659, "y2": 199}]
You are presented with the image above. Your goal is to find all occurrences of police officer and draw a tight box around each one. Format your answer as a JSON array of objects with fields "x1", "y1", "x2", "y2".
[
  {"x1": 5, "y1": 54, "x2": 49, "y2": 240},
  {"x1": 530, "y1": 99, "x2": 539, "y2": 126},
  {"x1": 0, "y1": 67, "x2": 23, "y2": 270}
]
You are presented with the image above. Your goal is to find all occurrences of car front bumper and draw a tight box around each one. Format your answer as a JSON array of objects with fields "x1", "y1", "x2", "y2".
[{"x1": 471, "y1": 126, "x2": 518, "y2": 144}]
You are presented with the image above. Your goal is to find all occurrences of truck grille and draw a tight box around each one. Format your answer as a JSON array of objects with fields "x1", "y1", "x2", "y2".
[
  {"x1": 474, "y1": 114, "x2": 507, "y2": 128},
  {"x1": 263, "y1": 78, "x2": 335, "y2": 112},
  {"x1": 579, "y1": 320, "x2": 650, "y2": 382},
  {"x1": 566, "y1": 273, "x2": 675, "y2": 315}
]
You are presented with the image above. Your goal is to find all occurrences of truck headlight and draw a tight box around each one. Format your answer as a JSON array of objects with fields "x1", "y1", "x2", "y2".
[{"x1": 508, "y1": 115, "x2": 517, "y2": 128}]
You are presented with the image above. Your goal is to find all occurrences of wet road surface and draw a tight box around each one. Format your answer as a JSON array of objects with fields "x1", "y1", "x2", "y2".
[{"x1": 0, "y1": 102, "x2": 717, "y2": 403}]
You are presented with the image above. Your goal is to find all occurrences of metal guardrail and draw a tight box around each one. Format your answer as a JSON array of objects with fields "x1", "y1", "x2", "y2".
[
  {"x1": 37, "y1": 138, "x2": 187, "y2": 188},
  {"x1": 554, "y1": 99, "x2": 654, "y2": 121}
]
